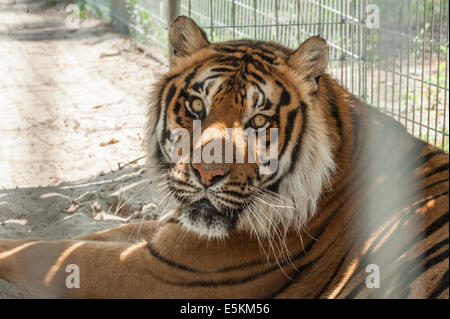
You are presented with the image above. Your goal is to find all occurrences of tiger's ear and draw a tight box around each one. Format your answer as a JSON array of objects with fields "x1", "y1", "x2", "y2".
[
  {"x1": 168, "y1": 16, "x2": 210, "y2": 59},
  {"x1": 288, "y1": 36, "x2": 329, "y2": 91}
]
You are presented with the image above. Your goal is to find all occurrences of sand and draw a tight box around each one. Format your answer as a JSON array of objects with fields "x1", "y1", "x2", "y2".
[{"x1": 0, "y1": 0, "x2": 168, "y2": 297}]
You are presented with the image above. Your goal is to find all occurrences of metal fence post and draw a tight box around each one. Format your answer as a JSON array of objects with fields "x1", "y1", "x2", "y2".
[{"x1": 167, "y1": 0, "x2": 180, "y2": 69}]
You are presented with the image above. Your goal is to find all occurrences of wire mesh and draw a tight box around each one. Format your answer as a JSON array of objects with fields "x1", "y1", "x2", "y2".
[{"x1": 82, "y1": 0, "x2": 449, "y2": 152}]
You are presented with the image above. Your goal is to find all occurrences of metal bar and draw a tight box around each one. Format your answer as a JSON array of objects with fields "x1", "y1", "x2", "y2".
[
  {"x1": 442, "y1": 5, "x2": 449, "y2": 150},
  {"x1": 166, "y1": 0, "x2": 180, "y2": 68},
  {"x1": 434, "y1": 0, "x2": 443, "y2": 146},
  {"x1": 370, "y1": 0, "x2": 375, "y2": 106},
  {"x1": 253, "y1": 0, "x2": 257, "y2": 38},
  {"x1": 210, "y1": 0, "x2": 214, "y2": 41},
  {"x1": 351, "y1": 1, "x2": 354, "y2": 94},
  {"x1": 133, "y1": 3, "x2": 166, "y2": 25},
  {"x1": 340, "y1": 0, "x2": 344, "y2": 85},
  {"x1": 318, "y1": 0, "x2": 322, "y2": 35},
  {"x1": 275, "y1": 0, "x2": 279, "y2": 42},
  {"x1": 419, "y1": 0, "x2": 427, "y2": 140},
  {"x1": 398, "y1": 1, "x2": 404, "y2": 124},
  {"x1": 405, "y1": 0, "x2": 411, "y2": 130},
  {"x1": 426, "y1": 0, "x2": 436, "y2": 143},
  {"x1": 377, "y1": 0, "x2": 381, "y2": 110},
  {"x1": 297, "y1": 0, "x2": 300, "y2": 44},
  {"x1": 232, "y1": 0, "x2": 235, "y2": 39},
  {"x1": 412, "y1": 0, "x2": 420, "y2": 136},
  {"x1": 196, "y1": 21, "x2": 342, "y2": 29},
  {"x1": 390, "y1": 2, "x2": 396, "y2": 121}
]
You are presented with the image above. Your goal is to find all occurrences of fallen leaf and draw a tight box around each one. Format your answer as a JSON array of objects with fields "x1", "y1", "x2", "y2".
[{"x1": 100, "y1": 138, "x2": 120, "y2": 146}]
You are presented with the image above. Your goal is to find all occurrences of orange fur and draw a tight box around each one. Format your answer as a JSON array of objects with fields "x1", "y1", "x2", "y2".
[{"x1": 0, "y1": 17, "x2": 448, "y2": 298}]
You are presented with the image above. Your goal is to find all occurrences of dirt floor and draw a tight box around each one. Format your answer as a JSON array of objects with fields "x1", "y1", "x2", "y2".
[{"x1": 0, "y1": 0, "x2": 168, "y2": 297}]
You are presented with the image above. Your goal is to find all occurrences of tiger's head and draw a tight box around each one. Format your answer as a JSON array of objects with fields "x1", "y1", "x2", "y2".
[{"x1": 145, "y1": 16, "x2": 337, "y2": 240}]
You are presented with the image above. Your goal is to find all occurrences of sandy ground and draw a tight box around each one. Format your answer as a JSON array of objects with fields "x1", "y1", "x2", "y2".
[{"x1": 0, "y1": 0, "x2": 168, "y2": 297}]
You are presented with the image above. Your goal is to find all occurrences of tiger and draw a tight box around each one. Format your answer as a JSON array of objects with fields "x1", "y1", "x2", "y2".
[{"x1": 0, "y1": 16, "x2": 448, "y2": 299}]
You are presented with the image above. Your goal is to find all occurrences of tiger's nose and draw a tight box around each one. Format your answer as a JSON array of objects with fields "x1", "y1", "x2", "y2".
[{"x1": 192, "y1": 164, "x2": 226, "y2": 187}]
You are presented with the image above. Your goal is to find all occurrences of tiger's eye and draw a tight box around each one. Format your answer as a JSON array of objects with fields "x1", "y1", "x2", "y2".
[
  {"x1": 191, "y1": 98, "x2": 204, "y2": 113},
  {"x1": 252, "y1": 114, "x2": 267, "y2": 128}
]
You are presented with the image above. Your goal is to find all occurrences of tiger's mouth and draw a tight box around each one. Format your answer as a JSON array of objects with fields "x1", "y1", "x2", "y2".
[
  {"x1": 190, "y1": 198, "x2": 222, "y2": 218},
  {"x1": 176, "y1": 198, "x2": 239, "y2": 238}
]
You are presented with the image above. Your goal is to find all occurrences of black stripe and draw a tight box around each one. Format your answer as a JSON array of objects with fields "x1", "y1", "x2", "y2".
[
  {"x1": 157, "y1": 74, "x2": 179, "y2": 133},
  {"x1": 204, "y1": 74, "x2": 223, "y2": 82},
  {"x1": 213, "y1": 194, "x2": 245, "y2": 207},
  {"x1": 259, "y1": 99, "x2": 272, "y2": 112},
  {"x1": 216, "y1": 56, "x2": 241, "y2": 67},
  {"x1": 160, "y1": 83, "x2": 178, "y2": 157},
  {"x1": 147, "y1": 244, "x2": 202, "y2": 273},
  {"x1": 423, "y1": 238, "x2": 450, "y2": 258},
  {"x1": 221, "y1": 190, "x2": 251, "y2": 199},
  {"x1": 279, "y1": 89, "x2": 291, "y2": 107},
  {"x1": 173, "y1": 101, "x2": 181, "y2": 115},
  {"x1": 326, "y1": 82, "x2": 343, "y2": 151},
  {"x1": 248, "y1": 71, "x2": 266, "y2": 85},
  {"x1": 274, "y1": 80, "x2": 290, "y2": 109},
  {"x1": 168, "y1": 177, "x2": 199, "y2": 190},
  {"x1": 424, "y1": 209, "x2": 449, "y2": 238},
  {"x1": 256, "y1": 42, "x2": 292, "y2": 56},
  {"x1": 249, "y1": 58, "x2": 269, "y2": 75},
  {"x1": 216, "y1": 46, "x2": 245, "y2": 54},
  {"x1": 165, "y1": 84, "x2": 177, "y2": 111},
  {"x1": 428, "y1": 269, "x2": 449, "y2": 298},
  {"x1": 314, "y1": 249, "x2": 351, "y2": 298},
  {"x1": 287, "y1": 102, "x2": 307, "y2": 174},
  {"x1": 184, "y1": 65, "x2": 200, "y2": 86},
  {"x1": 409, "y1": 149, "x2": 442, "y2": 171},
  {"x1": 266, "y1": 179, "x2": 280, "y2": 193},
  {"x1": 350, "y1": 108, "x2": 360, "y2": 155},
  {"x1": 410, "y1": 190, "x2": 449, "y2": 212},
  {"x1": 423, "y1": 163, "x2": 449, "y2": 178},
  {"x1": 251, "y1": 51, "x2": 274, "y2": 65},
  {"x1": 279, "y1": 108, "x2": 298, "y2": 158},
  {"x1": 211, "y1": 67, "x2": 235, "y2": 73},
  {"x1": 421, "y1": 178, "x2": 449, "y2": 193}
]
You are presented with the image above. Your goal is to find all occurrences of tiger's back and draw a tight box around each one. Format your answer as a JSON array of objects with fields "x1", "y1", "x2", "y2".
[{"x1": 275, "y1": 92, "x2": 449, "y2": 298}]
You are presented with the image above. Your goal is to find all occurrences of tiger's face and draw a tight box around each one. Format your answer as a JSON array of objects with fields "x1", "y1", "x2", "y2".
[{"x1": 145, "y1": 17, "x2": 336, "y2": 239}]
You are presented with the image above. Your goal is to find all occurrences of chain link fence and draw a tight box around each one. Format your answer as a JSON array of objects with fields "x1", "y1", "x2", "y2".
[{"x1": 81, "y1": 0, "x2": 449, "y2": 152}]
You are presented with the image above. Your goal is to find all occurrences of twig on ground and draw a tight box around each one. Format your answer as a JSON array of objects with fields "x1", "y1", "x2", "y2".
[
  {"x1": 32, "y1": 134, "x2": 54, "y2": 147},
  {"x1": 100, "y1": 51, "x2": 121, "y2": 58},
  {"x1": 118, "y1": 155, "x2": 146, "y2": 170}
]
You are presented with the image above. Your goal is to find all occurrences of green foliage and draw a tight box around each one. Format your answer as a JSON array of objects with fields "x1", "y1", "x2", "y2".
[{"x1": 45, "y1": 0, "x2": 70, "y2": 6}]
